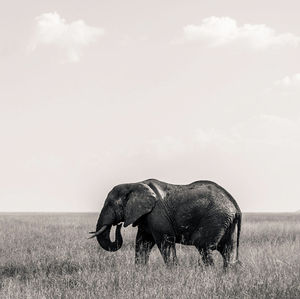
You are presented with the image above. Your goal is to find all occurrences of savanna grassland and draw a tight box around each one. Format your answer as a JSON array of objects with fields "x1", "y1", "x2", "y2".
[{"x1": 0, "y1": 213, "x2": 299, "y2": 298}]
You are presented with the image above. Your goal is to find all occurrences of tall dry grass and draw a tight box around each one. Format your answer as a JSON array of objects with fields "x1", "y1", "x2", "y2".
[{"x1": 0, "y1": 213, "x2": 299, "y2": 298}]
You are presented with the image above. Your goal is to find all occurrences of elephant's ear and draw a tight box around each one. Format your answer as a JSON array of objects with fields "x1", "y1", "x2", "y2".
[{"x1": 124, "y1": 183, "x2": 157, "y2": 227}]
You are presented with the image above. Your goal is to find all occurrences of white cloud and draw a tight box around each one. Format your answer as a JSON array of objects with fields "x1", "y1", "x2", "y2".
[
  {"x1": 90, "y1": 114, "x2": 299, "y2": 163},
  {"x1": 182, "y1": 16, "x2": 300, "y2": 49},
  {"x1": 232, "y1": 114, "x2": 299, "y2": 147},
  {"x1": 265, "y1": 73, "x2": 300, "y2": 96},
  {"x1": 145, "y1": 114, "x2": 300, "y2": 160},
  {"x1": 274, "y1": 73, "x2": 300, "y2": 87},
  {"x1": 31, "y1": 12, "x2": 105, "y2": 62}
]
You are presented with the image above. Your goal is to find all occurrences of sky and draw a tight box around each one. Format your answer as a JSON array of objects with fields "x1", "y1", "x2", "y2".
[{"x1": 1, "y1": 0, "x2": 300, "y2": 212}]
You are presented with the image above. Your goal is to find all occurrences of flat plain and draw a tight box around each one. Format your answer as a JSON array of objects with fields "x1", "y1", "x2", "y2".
[{"x1": 0, "y1": 212, "x2": 299, "y2": 298}]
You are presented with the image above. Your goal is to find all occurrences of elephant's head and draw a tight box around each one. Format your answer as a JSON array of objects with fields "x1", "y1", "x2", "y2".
[{"x1": 89, "y1": 183, "x2": 157, "y2": 252}]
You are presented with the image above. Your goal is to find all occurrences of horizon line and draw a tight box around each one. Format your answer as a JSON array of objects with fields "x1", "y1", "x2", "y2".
[{"x1": 0, "y1": 210, "x2": 298, "y2": 214}]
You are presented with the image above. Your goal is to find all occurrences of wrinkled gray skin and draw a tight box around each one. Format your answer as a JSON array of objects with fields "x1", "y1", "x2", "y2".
[{"x1": 91, "y1": 179, "x2": 242, "y2": 268}]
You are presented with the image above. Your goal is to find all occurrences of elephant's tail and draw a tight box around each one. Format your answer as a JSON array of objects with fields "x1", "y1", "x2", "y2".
[{"x1": 235, "y1": 212, "x2": 242, "y2": 262}]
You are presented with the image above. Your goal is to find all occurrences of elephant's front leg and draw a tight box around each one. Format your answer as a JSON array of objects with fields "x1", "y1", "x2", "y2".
[
  {"x1": 157, "y1": 235, "x2": 178, "y2": 266},
  {"x1": 135, "y1": 228, "x2": 155, "y2": 265}
]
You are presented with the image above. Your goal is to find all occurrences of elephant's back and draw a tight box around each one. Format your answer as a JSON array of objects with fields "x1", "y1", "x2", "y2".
[
  {"x1": 187, "y1": 180, "x2": 241, "y2": 214},
  {"x1": 169, "y1": 186, "x2": 237, "y2": 219},
  {"x1": 143, "y1": 179, "x2": 241, "y2": 214},
  {"x1": 143, "y1": 178, "x2": 241, "y2": 216}
]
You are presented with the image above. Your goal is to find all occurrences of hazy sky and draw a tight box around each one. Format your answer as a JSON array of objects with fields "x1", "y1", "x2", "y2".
[{"x1": 1, "y1": 0, "x2": 300, "y2": 212}]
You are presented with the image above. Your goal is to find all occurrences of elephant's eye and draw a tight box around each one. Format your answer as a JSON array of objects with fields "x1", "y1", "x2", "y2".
[{"x1": 116, "y1": 198, "x2": 122, "y2": 205}]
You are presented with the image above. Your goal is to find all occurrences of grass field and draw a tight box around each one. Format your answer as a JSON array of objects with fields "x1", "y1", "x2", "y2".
[{"x1": 0, "y1": 213, "x2": 299, "y2": 298}]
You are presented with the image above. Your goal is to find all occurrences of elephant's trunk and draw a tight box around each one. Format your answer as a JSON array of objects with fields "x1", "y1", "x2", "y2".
[{"x1": 96, "y1": 224, "x2": 123, "y2": 252}]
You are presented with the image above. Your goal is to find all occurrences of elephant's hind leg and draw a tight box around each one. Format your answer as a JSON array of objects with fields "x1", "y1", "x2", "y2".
[
  {"x1": 135, "y1": 228, "x2": 155, "y2": 265},
  {"x1": 196, "y1": 247, "x2": 214, "y2": 266},
  {"x1": 218, "y1": 241, "x2": 234, "y2": 269},
  {"x1": 217, "y1": 223, "x2": 236, "y2": 269}
]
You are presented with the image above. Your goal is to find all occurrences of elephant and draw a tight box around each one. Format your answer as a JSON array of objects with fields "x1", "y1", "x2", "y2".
[{"x1": 89, "y1": 179, "x2": 242, "y2": 268}]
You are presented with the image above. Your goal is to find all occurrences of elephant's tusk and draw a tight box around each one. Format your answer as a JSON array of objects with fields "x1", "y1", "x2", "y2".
[{"x1": 88, "y1": 225, "x2": 108, "y2": 239}]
